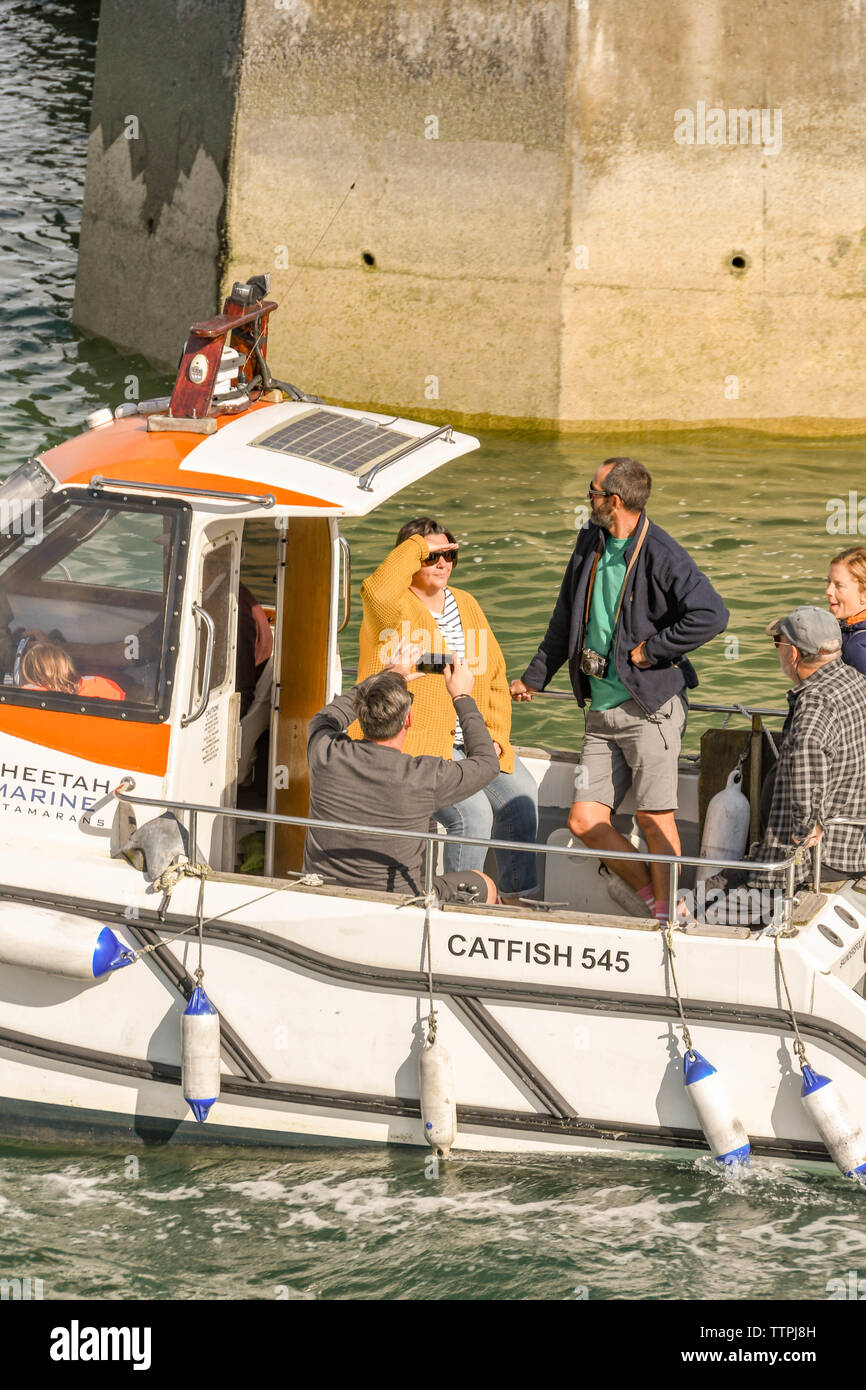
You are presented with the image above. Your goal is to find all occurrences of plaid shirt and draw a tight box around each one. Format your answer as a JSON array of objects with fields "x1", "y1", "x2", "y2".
[{"x1": 750, "y1": 659, "x2": 866, "y2": 888}]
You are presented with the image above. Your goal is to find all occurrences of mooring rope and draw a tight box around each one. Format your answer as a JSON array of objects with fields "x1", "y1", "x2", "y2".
[
  {"x1": 660, "y1": 922, "x2": 694, "y2": 1056},
  {"x1": 721, "y1": 701, "x2": 778, "y2": 759},
  {"x1": 774, "y1": 932, "x2": 812, "y2": 1071},
  {"x1": 118, "y1": 869, "x2": 327, "y2": 965}
]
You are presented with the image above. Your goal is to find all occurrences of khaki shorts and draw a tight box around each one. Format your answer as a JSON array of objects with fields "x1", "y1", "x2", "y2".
[{"x1": 573, "y1": 694, "x2": 687, "y2": 812}]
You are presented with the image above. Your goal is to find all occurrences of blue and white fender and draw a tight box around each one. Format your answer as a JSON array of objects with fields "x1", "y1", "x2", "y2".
[
  {"x1": 801, "y1": 1065, "x2": 866, "y2": 1181},
  {"x1": 182, "y1": 986, "x2": 221, "y2": 1123},
  {"x1": 419, "y1": 1036, "x2": 457, "y2": 1158},
  {"x1": 0, "y1": 905, "x2": 133, "y2": 980},
  {"x1": 683, "y1": 1050, "x2": 751, "y2": 1167}
]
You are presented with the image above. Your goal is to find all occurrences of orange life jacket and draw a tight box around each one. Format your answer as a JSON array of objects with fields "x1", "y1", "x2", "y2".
[
  {"x1": 21, "y1": 676, "x2": 126, "y2": 701},
  {"x1": 76, "y1": 676, "x2": 126, "y2": 701}
]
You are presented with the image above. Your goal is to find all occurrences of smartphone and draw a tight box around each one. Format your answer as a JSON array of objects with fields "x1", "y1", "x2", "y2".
[{"x1": 416, "y1": 652, "x2": 451, "y2": 674}]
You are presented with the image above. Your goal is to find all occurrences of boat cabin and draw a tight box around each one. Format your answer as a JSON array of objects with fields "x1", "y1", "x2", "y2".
[{"x1": 0, "y1": 276, "x2": 479, "y2": 877}]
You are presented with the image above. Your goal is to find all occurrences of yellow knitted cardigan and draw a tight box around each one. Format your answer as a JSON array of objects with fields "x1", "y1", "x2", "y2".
[{"x1": 350, "y1": 533, "x2": 515, "y2": 772}]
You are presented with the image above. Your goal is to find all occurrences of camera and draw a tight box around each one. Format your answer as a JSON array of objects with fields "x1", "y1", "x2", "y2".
[
  {"x1": 579, "y1": 648, "x2": 608, "y2": 678},
  {"x1": 416, "y1": 651, "x2": 451, "y2": 674}
]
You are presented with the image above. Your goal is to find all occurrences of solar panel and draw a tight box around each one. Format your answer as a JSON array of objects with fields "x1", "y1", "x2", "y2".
[{"x1": 250, "y1": 409, "x2": 414, "y2": 476}]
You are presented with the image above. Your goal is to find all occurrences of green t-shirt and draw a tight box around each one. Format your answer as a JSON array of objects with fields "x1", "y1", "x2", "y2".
[{"x1": 585, "y1": 535, "x2": 632, "y2": 711}]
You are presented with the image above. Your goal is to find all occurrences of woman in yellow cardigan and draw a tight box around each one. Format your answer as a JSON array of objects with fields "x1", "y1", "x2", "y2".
[{"x1": 356, "y1": 516, "x2": 539, "y2": 899}]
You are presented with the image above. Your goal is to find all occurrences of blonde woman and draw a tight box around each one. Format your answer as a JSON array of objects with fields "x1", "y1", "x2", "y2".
[
  {"x1": 827, "y1": 546, "x2": 866, "y2": 676},
  {"x1": 356, "y1": 517, "x2": 538, "y2": 900}
]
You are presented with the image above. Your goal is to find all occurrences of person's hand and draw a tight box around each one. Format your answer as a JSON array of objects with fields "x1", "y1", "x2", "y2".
[
  {"x1": 510, "y1": 678, "x2": 536, "y2": 701},
  {"x1": 793, "y1": 823, "x2": 823, "y2": 849},
  {"x1": 676, "y1": 896, "x2": 697, "y2": 926},
  {"x1": 493, "y1": 741, "x2": 503, "y2": 757},
  {"x1": 629, "y1": 641, "x2": 651, "y2": 669},
  {"x1": 444, "y1": 656, "x2": 474, "y2": 701},
  {"x1": 384, "y1": 639, "x2": 424, "y2": 681}
]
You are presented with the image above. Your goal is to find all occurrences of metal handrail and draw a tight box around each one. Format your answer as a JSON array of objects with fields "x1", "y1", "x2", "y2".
[
  {"x1": 338, "y1": 668, "x2": 787, "y2": 719},
  {"x1": 180, "y1": 604, "x2": 215, "y2": 727},
  {"x1": 356, "y1": 425, "x2": 455, "y2": 492},
  {"x1": 338, "y1": 534, "x2": 351, "y2": 633},
  {"x1": 115, "y1": 789, "x2": 800, "y2": 929},
  {"x1": 89, "y1": 475, "x2": 276, "y2": 510}
]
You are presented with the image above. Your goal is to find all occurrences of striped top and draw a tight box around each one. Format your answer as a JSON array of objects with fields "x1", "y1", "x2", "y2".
[{"x1": 434, "y1": 588, "x2": 465, "y2": 746}]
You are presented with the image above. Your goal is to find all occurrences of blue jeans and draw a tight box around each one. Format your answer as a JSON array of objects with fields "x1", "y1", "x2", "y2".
[{"x1": 437, "y1": 750, "x2": 539, "y2": 895}]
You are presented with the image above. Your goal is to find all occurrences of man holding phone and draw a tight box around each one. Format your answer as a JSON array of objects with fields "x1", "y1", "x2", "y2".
[{"x1": 305, "y1": 643, "x2": 500, "y2": 903}]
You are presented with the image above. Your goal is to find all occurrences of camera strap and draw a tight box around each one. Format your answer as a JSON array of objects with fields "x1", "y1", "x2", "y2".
[{"x1": 583, "y1": 516, "x2": 650, "y2": 652}]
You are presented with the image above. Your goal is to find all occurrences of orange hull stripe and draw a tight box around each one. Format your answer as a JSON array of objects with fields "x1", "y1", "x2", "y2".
[
  {"x1": 0, "y1": 706, "x2": 170, "y2": 776},
  {"x1": 42, "y1": 405, "x2": 335, "y2": 510}
]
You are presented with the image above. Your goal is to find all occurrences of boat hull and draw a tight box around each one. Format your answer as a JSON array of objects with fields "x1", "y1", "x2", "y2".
[{"x1": 1, "y1": 859, "x2": 864, "y2": 1175}]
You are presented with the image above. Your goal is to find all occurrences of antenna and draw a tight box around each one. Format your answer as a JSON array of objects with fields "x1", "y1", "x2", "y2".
[{"x1": 285, "y1": 180, "x2": 357, "y2": 297}]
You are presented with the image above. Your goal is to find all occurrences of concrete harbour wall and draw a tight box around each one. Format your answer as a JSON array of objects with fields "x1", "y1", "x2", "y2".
[{"x1": 74, "y1": 0, "x2": 866, "y2": 432}]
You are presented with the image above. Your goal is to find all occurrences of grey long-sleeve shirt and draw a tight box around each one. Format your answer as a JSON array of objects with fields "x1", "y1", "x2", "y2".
[{"x1": 303, "y1": 685, "x2": 499, "y2": 895}]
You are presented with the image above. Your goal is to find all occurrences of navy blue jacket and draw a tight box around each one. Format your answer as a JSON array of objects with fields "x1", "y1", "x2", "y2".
[
  {"x1": 521, "y1": 513, "x2": 729, "y2": 715},
  {"x1": 841, "y1": 618, "x2": 866, "y2": 677}
]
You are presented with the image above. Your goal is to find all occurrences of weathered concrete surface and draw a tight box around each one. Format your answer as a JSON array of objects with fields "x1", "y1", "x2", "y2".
[
  {"x1": 73, "y1": 0, "x2": 244, "y2": 363},
  {"x1": 75, "y1": 0, "x2": 866, "y2": 431}
]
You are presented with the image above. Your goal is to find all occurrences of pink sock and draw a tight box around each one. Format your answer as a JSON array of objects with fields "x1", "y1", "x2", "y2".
[
  {"x1": 653, "y1": 899, "x2": 670, "y2": 922},
  {"x1": 637, "y1": 884, "x2": 655, "y2": 907}
]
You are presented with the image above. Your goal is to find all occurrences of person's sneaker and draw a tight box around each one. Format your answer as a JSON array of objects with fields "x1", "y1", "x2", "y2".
[{"x1": 599, "y1": 865, "x2": 655, "y2": 918}]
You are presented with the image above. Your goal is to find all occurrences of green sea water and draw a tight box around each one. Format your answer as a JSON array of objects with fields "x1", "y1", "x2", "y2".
[{"x1": 1, "y1": 0, "x2": 865, "y2": 1303}]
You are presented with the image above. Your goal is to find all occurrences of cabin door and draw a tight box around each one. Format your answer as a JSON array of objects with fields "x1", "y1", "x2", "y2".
[
  {"x1": 169, "y1": 526, "x2": 241, "y2": 869},
  {"x1": 268, "y1": 518, "x2": 342, "y2": 876}
]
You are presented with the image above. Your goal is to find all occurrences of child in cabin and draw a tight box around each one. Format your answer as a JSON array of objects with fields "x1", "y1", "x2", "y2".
[{"x1": 18, "y1": 641, "x2": 126, "y2": 702}]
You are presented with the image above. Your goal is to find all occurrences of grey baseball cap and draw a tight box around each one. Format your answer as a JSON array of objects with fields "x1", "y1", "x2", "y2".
[{"x1": 765, "y1": 605, "x2": 842, "y2": 655}]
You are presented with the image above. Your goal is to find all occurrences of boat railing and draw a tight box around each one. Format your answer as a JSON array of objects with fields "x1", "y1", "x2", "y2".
[
  {"x1": 356, "y1": 424, "x2": 455, "y2": 492},
  {"x1": 114, "y1": 786, "x2": 802, "y2": 931},
  {"x1": 338, "y1": 669, "x2": 788, "y2": 719}
]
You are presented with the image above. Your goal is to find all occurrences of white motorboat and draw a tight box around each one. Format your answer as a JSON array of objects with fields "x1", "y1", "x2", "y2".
[{"x1": 2, "y1": 275, "x2": 866, "y2": 1180}]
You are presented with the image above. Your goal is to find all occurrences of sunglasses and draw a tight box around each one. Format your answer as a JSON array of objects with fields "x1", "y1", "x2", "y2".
[
  {"x1": 421, "y1": 548, "x2": 459, "y2": 565},
  {"x1": 773, "y1": 635, "x2": 791, "y2": 648}
]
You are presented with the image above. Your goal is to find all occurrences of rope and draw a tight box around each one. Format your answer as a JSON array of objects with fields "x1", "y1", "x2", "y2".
[
  {"x1": 194, "y1": 869, "x2": 205, "y2": 986},
  {"x1": 660, "y1": 923, "x2": 694, "y2": 1056},
  {"x1": 774, "y1": 933, "x2": 812, "y2": 1072},
  {"x1": 422, "y1": 897, "x2": 437, "y2": 1043},
  {"x1": 398, "y1": 889, "x2": 440, "y2": 1040},
  {"x1": 721, "y1": 702, "x2": 778, "y2": 759},
  {"x1": 399, "y1": 890, "x2": 438, "y2": 911},
  {"x1": 118, "y1": 868, "x2": 335, "y2": 966},
  {"x1": 151, "y1": 856, "x2": 196, "y2": 896}
]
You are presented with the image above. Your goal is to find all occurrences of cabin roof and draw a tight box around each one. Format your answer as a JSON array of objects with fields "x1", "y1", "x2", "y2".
[{"x1": 40, "y1": 400, "x2": 479, "y2": 516}]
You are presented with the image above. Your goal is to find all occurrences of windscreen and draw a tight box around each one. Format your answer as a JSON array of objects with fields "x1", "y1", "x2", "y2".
[{"x1": 0, "y1": 493, "x2": 187, "y2": 718}]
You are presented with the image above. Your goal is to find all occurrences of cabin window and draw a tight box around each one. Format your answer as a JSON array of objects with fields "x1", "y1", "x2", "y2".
[
  {"x1": 196, "y1": 537, "x2": 235, "y2": 701},
  {"x1": 0, "y1": 492, "x2": 188, "y2": 721}
]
